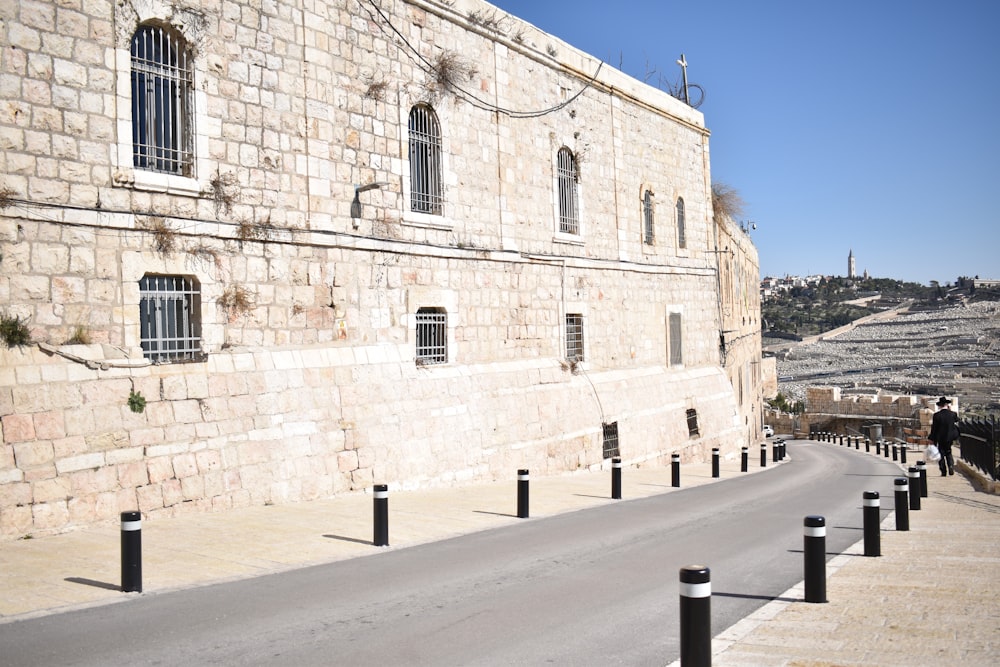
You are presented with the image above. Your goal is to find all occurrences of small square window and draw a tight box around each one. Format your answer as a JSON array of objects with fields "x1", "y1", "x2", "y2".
[{"x1": 415, "y1": 307, "x2": 447, "y2": 364}]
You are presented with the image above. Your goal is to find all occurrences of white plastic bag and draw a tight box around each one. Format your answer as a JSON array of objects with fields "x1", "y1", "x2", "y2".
[{"x1": 925, "y1": 444, "x2": 941, "y2": 462}]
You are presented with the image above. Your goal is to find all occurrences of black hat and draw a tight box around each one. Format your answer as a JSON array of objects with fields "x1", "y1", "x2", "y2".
[{"x1": 936, "y1": 396, "x2": 952, "y2": 407}]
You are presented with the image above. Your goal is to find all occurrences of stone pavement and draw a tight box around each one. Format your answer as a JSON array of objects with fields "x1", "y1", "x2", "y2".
[{"x1": 1, "y1": 440, "x2": 998, "y2": 667}]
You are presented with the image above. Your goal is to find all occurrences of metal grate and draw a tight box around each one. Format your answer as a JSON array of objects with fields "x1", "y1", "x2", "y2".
[
  {"x1": 139, "y1": 275, "x2": 202, "y2": 362},
  {"x1": 408, "y1": 105, "x2": 443, "y2": 215},
  {"x1": 676, "y1": 197, "x2": 686, "y2": 249},
  {"x1": 602, "y1": 421, "x2": 620, "y2": 459},
  {"x1": 557, "y1": 148, "x2": 579, "y2": 234},
  {"x1": 669, "y1": 312, "x2": 683, "y2": 366},
  {"x1": 686, "y1": 408, "x2": 700, "y2": 437},
  {"x1": 131, "y1": 25, "x2": 194, "y2": 176},
  {"x1": 565, "y1": 313, "x2": 584, "y2": 362},
  {"x1": 415, "y1": 307, "x2": 447, "y2": 364},
  {"x1": 643, "y1": 190, "x2": 654, "y2": 244}
]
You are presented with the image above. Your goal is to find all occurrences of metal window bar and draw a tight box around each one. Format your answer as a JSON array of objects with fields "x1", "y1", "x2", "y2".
[
  {"x1": 566, "y1": 313, "x2": 584, "y2": 362},
  {"x1": 415, "y1": 308, "x2": 447, "y2": 364},
  {"x1": 686, "y1": 408, "x2": 700, "y2": 437},
  {"x1": 409, "y1": 106, "x2": 443, "y2": 215},
  {"x1": 557, "y1": 148, "x2": 579, "y2": 235},
  {"x1": 602, "y1": 421, "x2": 620, "y2": 459},
  {"x1": 643, "y1": 190, "x2": 654, "y2": 244},
  {"x1": 131, "y1": 25, "x2": 194, "y2": 176},
  {"x1": 676, "y1": 197, "x2": 686, "y2": 249},
  {"x1": 669, "y1": 312, "x2": 683, "y2": 366},
  {"x1": 139, "y1": 275, "x2": 202, "y2": 362}
]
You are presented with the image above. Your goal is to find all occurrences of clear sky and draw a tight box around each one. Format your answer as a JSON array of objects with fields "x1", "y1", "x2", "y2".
[{"x1": 488, "y1": 0, "x2": 999, "y2": 285}]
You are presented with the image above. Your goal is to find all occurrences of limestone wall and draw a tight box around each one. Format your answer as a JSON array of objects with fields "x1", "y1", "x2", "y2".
[{"x1": 0, "y1": 0, "x2": 759, "y2": 537}]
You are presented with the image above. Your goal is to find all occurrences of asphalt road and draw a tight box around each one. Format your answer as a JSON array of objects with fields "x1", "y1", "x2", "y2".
[{"x1": 0, "y1": 441, "x2": 904, "y2": 666}]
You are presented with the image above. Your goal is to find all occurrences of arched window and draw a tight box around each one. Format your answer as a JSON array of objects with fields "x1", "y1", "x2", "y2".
[
  {"x1": 131, "y1": 24, "x2": 194, "y2": 175},
  {"x1": 642, "y1": 189, "x2": 654, "y2": 244},
  {"x1": 676, "y1": 197, "x2": 686, "y2": 249},
  {"x1": 408, "y1": 105, "x2": 443, "y2": 214},
  {"x1": 557, "y1": 147, "x2": 580, "y2": 235}
]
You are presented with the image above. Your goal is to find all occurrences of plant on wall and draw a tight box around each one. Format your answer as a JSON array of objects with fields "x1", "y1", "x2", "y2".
[
  {"x1": 127, "y1": 389, "x2": 146, "y2": 414},
  {"x1": 0, "y1": 312, "x2": 32, "y2": 347},
  {"x1": 210, "y1": 170, "x2": 239, "y2": 216},
  {"x1": 64, "y1": 325, "x2": 92, "y2": 345},
  {"x1": 143, "y1": 216, "x2": 177, "y2": 254},
  {"x1": 219, "y1": 284, "x2": 256, "y2": 321}
]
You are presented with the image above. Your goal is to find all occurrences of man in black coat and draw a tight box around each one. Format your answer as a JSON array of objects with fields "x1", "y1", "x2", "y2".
[{"x1": 928, "y1": 396, "x2": 960, "y2": 476}]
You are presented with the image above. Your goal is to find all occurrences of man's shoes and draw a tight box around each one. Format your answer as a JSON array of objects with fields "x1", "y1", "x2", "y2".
[
  {"x1": 949, "y1": 470, "x2": 955, "y2": 475},
  {"x1": 941, "y1": 472, "x2": 947, "y2": 476}
]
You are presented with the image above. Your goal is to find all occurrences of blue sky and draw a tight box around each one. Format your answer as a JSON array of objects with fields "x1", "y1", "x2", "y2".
[{"x1": 488, "y1": 1, "x2": 999, "y2": 285}]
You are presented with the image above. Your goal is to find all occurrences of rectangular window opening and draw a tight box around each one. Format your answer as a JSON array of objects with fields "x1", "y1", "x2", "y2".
[
  {"x1": 139, "y1": 274, "x2": 203, "y2": 363},
  {"x1": 686, "y1": 408, "x2": 700, "y2": 438},
  {"x1": 566, "y1": 313, "x2": 584, "y2": 362},
  {"x1": 415, "y1": 307, "x2": 447, "y2": 365},
  {"x1": 602, "y1": 421, "x2": 620, "y2": 459}
]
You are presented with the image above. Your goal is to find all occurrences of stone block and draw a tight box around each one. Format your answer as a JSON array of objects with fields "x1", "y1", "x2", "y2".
[
  {"x1": 3, "y1": 414, "x2": 36, "y2": 443},
  {"x1": 31, "y1": 410, "x2": 66, "y2": 440},
  {"x1": 55, "y1": 451, "x2": 104, "y2": 474},
  {"x1": 172, "y1": 453, "x2": 198, "y2": 478},
  {"x1": 32, "y1": 500, "x2": 69, "y2": 531},
  {"x1": 117, "y1": 461, "x2": 148, "y2": 488},
  {"x1": 13, "y1": 441, "x2": 54, "y2": 468},
  {"x1": 161, "y1": 478, "x2": 183, "y2": 507},
  {"x1": 136, "y1": 484, "x2": 164, "y2": 513},
  {"x1": 33, "y1": 475, "x2": 72, "y2": 503},
  {"x1": 0, "y1": 505, "x2": 34, "y2": 538}
]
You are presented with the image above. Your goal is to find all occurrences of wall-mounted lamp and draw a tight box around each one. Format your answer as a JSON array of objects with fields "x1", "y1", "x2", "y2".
[{"x1": 350, "y1": 181, "x2": 389, "y2": 227}]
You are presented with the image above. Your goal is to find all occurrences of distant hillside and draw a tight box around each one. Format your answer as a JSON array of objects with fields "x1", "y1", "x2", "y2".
[{"x1": 762, "y1": 277, "x2": 967, "y2": 338}]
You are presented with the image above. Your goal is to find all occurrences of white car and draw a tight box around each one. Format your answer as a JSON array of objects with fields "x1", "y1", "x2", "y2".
[{"x1": 763, "y1": 425, "x2": 774, "y2": 438}]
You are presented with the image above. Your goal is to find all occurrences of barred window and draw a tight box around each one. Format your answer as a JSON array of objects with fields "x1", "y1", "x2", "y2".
[
  {"x1": 408, "y1": 105, "x2": 443, "y2": 215},
  {"x1": 566, "y1": 313, "x2": 584, "y2": 362},
  {"x1": 602, "y1": 421, "x2": 620, "y2": 459},
  {"x1": 676, "y1": 197, "x2": 686, "y2": 249},
  {"x1": 686, "y1": 408, "x2": 700, "y2": 437},
  {"x1": 139, "y1": 275, "x2": 202, "y2": 363},
  {"x1": 131, "y1": 24, "x2": 194, "y2": 176},
  {"x1": 557, "y1": 148, "x2": 580, "y2": 235},
  {"x1": 643, "y1": 189, "x2": 655, "y2": 244},
  {"x1": 669, "y1": 312, "x2": 683, "y2": 366},
  {"x1": 415, "y1": 307, "x2": 447, "y2": 365}
]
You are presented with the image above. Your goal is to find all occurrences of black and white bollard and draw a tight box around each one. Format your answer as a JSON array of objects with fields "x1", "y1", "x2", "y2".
[
  {"x1": 679, "y1": 565, "x2": 711, "y2": 667},
  {"x1": 863, "y1": 491, "x2": 881, "y2": 557},
  {"x1": 517, "y1": 469, "x2": 530, "y2": 518},
  {"x1": 864, "y1": 438, "x2": 870, "y2": 452},
  {"x1": 900, "y1": 444, "x2": 907, "y2": 464},
  {"x1": 760, "y1": 442, "x2": 767, "y2": 468},
  {"x1": 891, "y1": 443, "x2": 898, "y2": 462},
  {"x1": 916, "y1": 461, "x2": 928, "y2": 498},
  {"x1": 120, "y1": 510, "x2": 142, "y2": 593},
  {"x1": 373, "y1": 484, "x2": 389, "y2": 546},
  {"x1": 803, "y1": 515, "x2": 827, "y2": 603},
  {"x1": 711, "y1": 448, "x2": 720, "y2": 478},
  {"x1": 894, "y1": 477, "x2": 910, "y2": 531},
  {"x1": 875, "y1": 439, "x2": 881, "y2": 456},
  {"x1": 741, "y1": 446, "x2": 748, "y2": 473},
  {"x1": 907, "y1": 467, "x2": 921, "y2": 511},
  {"x1": 854, "y1": 437, "x2": 859, "y2": 450},
  {"x1": 884, "y1": 440, "x2": 891, "y2": 459},
  {"x1": 671, "y1": 453, "x2": 681, "y2": 488},
  {"x1": 611, "y1": 458, "x2": 622, "y2": 500}
]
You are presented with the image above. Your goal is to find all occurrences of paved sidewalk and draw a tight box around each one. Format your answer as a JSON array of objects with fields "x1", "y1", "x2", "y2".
[{"x1": 1, "y1": 440, "x2": 998, "y2": 667}]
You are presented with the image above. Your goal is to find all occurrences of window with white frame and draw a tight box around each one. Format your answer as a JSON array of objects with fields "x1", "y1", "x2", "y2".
[
  {"x1": 408, "y1": 105, "x2": 443, "y2": 215},
  {"x1": 557, "y1": 147, "x2": 580, "y2": 235},
  {"x1": 131, "y1": 24, "x2": 194, "y2": 176},
  {"x1": 668, "y1": 311, "x2": 683, "y2": 366},
  {"x1": 139, "y1": 274, "x2": 202, "y2": 362},
  {"x1": 676, "y1": 197, "x2": 686, "y2": 249},
  {"x1": 643, "y1": 189, "x2": 655, "y2": 244},
  {"x1": 415, "y1": 307, "x2": 447, "y2": 364},
  {"x1": 566, "y1": 313, "x2": 584, "y2": 362}
]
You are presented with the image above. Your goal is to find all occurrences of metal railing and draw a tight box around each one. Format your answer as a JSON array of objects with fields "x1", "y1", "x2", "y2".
[{"x1": 958, "y1": 416, "x2": 998, "y2": 481}]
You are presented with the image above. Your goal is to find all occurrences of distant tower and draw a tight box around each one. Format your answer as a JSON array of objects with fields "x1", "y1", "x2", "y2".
[{"x1": 848, "y1": 249, "x2": 856, "y2": 279}]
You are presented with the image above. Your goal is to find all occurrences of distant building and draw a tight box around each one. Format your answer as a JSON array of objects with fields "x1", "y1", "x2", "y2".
[{"x1": 848, "y1": 249, "x2": 856, "y2": 279}]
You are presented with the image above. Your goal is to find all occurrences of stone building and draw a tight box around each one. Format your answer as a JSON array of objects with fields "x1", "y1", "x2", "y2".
[{"x1": 0, "y1": 0, "x2": 763, "y2": 537}]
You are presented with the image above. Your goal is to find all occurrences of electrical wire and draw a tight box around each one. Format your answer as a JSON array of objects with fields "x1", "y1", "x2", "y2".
[{"x1": 361, "y1": 0, "x2": 603, "y2": 118}]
